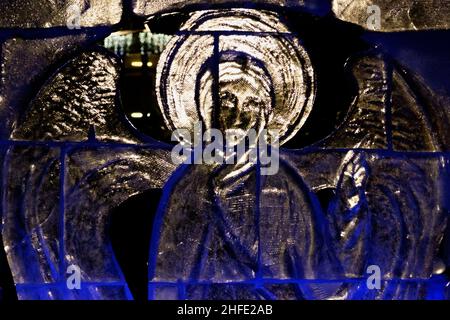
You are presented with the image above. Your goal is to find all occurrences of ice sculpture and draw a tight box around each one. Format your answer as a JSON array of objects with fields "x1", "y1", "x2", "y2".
[
  {"x1": 3, "y1": 50, "x2": 178, "y2": 299},
  {"x1": 149, "y1": 9, "x2": 450, "y2": 300},
  {"x1": 1, "y1": 1, "x2": 449, "y2": 300},
  {"x1": 149, "y1": 9, "x2": 342, "y2": 300}
]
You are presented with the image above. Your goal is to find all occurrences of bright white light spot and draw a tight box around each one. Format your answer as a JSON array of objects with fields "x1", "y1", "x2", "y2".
[
  {"x1": 433, "y1": 260, "x2": 446, "y2": 275},
  {"x1": 131, "y1": 61, "x2": 153, "y2": 68},
  {"x1": 131, "y1": 61, "x2": 143, "y2": 67},
  {"x1": 348, "y1": 195, "x2": 360, "y2": 208},
  {"x1": 131, "y1": 112, "x2": 144, "y2": 119}
]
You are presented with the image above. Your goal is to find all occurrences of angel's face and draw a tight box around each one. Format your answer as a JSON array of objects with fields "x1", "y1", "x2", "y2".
[
  {"x1": 216, "y1": 58, "x2": 273, "y2": 133},
  {"x1": 218, "y1": 81, "x2": 262, "y2": 131}
]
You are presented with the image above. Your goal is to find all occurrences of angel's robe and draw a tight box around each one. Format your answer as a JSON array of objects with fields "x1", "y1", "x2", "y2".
[{"x1": 149, "y1": 162, "x2": 343, "y2": 300}]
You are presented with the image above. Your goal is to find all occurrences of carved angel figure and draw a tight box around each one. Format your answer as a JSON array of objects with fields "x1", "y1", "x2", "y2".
[{"x1": 1, "y1": 1, "x2": 449, "y2": 300}]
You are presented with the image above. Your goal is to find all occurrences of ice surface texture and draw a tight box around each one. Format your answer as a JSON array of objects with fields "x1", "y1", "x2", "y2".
[
  {"x1": 0, "y1": 2, "x2": 449, "y2": 300},
  {"x1": 0, "y1": 0, "x2": 121, "y2": 28},
  {"x1": 333, "y1": 0, "x2": 450, "y2": 31},
  {"x1": 134, "y1": 0, "x2": 312, "y2": 16}
]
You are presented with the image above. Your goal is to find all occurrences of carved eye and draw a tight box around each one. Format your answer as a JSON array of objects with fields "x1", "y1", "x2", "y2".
[
  {"x1": 242, "y1": 97, "x2": 262, "y2": 112},
  {"x1": 220, "y1": 91, "x2": 238, "y2": 110}
]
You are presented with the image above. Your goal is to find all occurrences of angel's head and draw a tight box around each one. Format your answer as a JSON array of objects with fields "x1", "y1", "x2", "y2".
[
  {"x1": 197, "y1": 52, "x2": 275, "y2": 135},
  {"x1": 156, "y1": 9, "x2": 315, "y2": 146}
]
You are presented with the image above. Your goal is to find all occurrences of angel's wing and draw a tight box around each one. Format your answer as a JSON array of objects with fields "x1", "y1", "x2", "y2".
[
  {"x1": 3, "y1": 49, "x2": 178, "y2": 300},
  {"x1": 282, "y1": 52, "x2": 449, "y2": 299}
]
